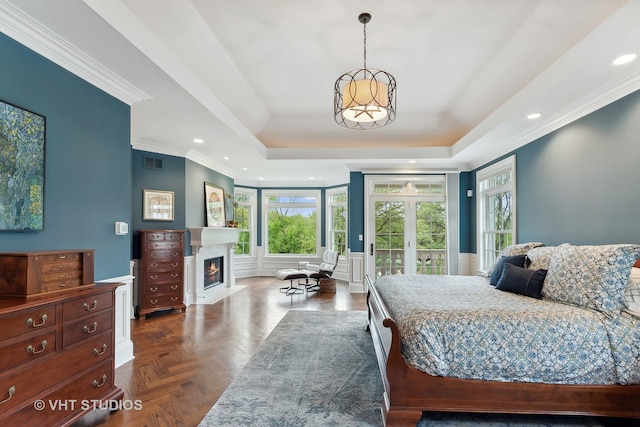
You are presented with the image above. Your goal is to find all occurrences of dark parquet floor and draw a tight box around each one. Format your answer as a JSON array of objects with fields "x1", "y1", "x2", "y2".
[{"x1": 74, "y1": 276, "x2": 367, "y2": 427}]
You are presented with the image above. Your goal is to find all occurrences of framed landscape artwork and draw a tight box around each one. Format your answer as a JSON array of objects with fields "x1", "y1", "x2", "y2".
[
  {"x1": 204, "y1": 182, "x2": 225, "y2": 227},
  {"x1": 143, "y1": 189, "x2": 174, "y2": 221},
  {"x1": 0, "y1": 100, "x2": 46, "y2": 231}
]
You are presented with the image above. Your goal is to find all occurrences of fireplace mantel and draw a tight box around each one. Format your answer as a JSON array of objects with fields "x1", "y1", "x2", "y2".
[{"x1": 189, "y1": 227, "x2": 239, "y2": 247}]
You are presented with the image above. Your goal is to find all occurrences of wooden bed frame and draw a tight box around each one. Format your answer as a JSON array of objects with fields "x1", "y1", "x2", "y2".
[{"x1": 366, "y1": 275, "x2": 640, "y2": 427}]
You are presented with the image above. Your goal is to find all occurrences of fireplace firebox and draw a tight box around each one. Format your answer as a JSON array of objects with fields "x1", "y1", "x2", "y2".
[{"x1": 204, "y1": 256, "x2": 223, "y2": 289}]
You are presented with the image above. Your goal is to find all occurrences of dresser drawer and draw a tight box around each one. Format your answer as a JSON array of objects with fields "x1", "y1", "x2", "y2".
[
  {"x1": 142, "y1": 282, "x2": 181, "y2": 297},
  {"x1": 145, "y1": 259, "x2": 182, "y2": 272},
  {"x1": 62, "y1": 290, "x2": 112, "y2": 322},
  {"x1": 3, "y1": 359, "x2": 115, "y2": 425},
  {"x1": 146, "y1": 250, "x2": 183, "y2": 260},
  {"x1": 63, "y1": 310, "x2": 113, "y2": 348},
  {"x1": 145, "y1": 232, "x2": 183, "y2": 242},
  {"x1": 0, "y1": 330, "x2": 111, "y2": 413},
  {"x1": 145, "y1": 240, "x2": 183, "y2": 251},
  {"x1": 0, "y1": 305, "x2": 57, "y2": 342},
  {"x1": 0, "y1": 330, "x2": 57, "y2": 372},
  {"x1": 141, "y1": 270, "x2": 182, "y2": 284},
  {"x1": 41, "y1": 272, "x2": 83, "y2": 292},
  {"x1": 142, "y1": 294, "x2": 183, "y2": 309}
]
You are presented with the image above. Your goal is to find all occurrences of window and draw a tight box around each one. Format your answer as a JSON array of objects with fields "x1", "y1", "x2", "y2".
[
  {"x1": 263, "y1": 190, "x2": 320, "y2": 255},
  {"x1": 327, "y1": 187, "x2": 348, "y2": 256},
  {"x1": 233, "y1": 188, "x2": 256, "y2": 256},
  {"x1": 477, "y1": 156, "x2": 516, "y2": 270}
]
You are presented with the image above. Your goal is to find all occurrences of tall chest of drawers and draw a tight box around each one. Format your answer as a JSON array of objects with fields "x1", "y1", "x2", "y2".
[
  {"x1": 137, "y1": 230, "x2": 186, "y2": 318},
  {"x1": 0, "y1": 283, "x2": 123, "y2": 426}
]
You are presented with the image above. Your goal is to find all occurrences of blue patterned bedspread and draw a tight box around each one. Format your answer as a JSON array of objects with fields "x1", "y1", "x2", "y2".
[{"x1": 374, "y1": 274, "x2": 640, "y2": 385}]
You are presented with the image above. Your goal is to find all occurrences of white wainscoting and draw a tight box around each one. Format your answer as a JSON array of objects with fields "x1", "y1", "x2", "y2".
[{"x1": 102, "y1": 270, "x2": 135, "y2": 368}]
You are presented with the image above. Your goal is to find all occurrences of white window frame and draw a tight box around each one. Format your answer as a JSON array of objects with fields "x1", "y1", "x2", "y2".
[
  {"x1": 326, "y1": 186, "x2": 348, "y2": 259},
  {"x1": 476, "y1": 155, "x2": 516, "y2": 271},
  {"x1": 262, "y1": 189, "x2": 321, "y2": 257},
  {"x1": 233, "y1": 187, "x2": 257, "y2": 257}
]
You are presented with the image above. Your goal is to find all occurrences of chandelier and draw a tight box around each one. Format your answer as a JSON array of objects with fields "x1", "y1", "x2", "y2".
[{"x1": 334, "y1": 13, "x2": 397, "y2": 130}]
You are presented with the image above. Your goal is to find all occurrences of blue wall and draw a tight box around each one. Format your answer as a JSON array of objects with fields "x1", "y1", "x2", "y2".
[
  {"x1": 0, "y1": 34, "x2": 131, "y2": 280},
  {"x1": 462, "y1": 89, "x2": 640, "y2": 252},
  {"x1": 348, "y1": 172, "x2": 365, "y2": 253},
  {"x1": 131, "y1": 150, "x2": 186, "y2": 258}
]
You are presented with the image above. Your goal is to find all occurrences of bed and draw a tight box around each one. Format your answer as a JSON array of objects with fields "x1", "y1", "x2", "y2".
[{"x1": 366, "y1": 242, "x2": 640, "y2": 426}]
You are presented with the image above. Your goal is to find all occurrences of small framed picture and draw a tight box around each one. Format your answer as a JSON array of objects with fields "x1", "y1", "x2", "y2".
[
  {"x1": 204, "y1": 182, "x2": 225, "y2": 227},
  {"x1": 143, "y1": 189, "x2": 174, "y2": 221}
]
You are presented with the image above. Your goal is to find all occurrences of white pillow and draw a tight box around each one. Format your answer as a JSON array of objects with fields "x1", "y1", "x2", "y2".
[{"x1": 623, "y1": 267, "x2": 640, "y2": 318}]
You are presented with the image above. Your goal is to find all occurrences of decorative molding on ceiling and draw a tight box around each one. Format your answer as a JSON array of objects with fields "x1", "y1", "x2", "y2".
[{"x1": 0, "y1": 0, "x2": 151, "y2": 106}]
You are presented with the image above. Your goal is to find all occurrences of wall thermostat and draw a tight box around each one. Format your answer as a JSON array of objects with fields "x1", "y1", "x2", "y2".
[{"x1": 115, "y1": 221, "x2": 129, "y2": 235}]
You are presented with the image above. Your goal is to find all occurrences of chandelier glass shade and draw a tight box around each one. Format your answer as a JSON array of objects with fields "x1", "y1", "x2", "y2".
[{"x1": 334, "y1": 13, "x2": 396, "y2": 130}]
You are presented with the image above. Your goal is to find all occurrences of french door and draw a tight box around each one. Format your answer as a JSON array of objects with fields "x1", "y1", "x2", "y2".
[{"x1": 365, "y1": 177, "x2": 448, "y2": 279}]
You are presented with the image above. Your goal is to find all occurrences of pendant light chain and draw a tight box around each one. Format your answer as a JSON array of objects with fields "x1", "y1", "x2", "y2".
[{"x1": 363, "y1": 19, "x2": 367, "y2": 73}]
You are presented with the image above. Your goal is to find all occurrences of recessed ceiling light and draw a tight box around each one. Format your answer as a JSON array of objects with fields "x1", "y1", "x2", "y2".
[
  {"x1": 309, "y1": 177, "x2": 315, "y2": 180},
  {"x1": 193, "y1": 138, "x2": 204, "y2": 143},
  {"x1": 242, "y1": 167, "x2": 248, "y2": 171},
  {"x1": 613, "y1": 53, "x2": 637, "y2": 65},
  {"x1": 223, "y1": 156, "x2": 229, "y2": 160},
  {"x1": 527, "y1": 113, "x2": 542, "y2": 120},
  {"x1": 258, "y1": 177, "x2": 264, "y2": 180},
  {"x1": 408, "y1": 160, "x2": 416, "y2": 164}
]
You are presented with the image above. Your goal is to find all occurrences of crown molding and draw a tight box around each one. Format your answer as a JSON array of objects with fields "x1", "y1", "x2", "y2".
[{"x1": 0, "y1": 1, "x2": 151, "y2": 105}]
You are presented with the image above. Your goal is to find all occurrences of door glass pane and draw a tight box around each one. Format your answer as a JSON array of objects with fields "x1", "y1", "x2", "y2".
[
  {"x1": 416, "y1": 201, "x2": 447, "y2": 274},
  {"x1": 374, "y1": 201, "x2": 404, "y2": 277}
]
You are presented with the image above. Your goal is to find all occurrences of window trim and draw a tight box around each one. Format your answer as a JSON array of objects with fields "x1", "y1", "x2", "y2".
[
  {"x1": 233, "y1": 187, "x2": 257, "y2": 257},
  {"x1": 326, "y1": 186, "x2": 348, "y2": 259},
  {"x1": 476, "y1": 155, "x2": 517, "y2": 271},
  {"x1": 262, "y1": 189, "x2": 321, "y2": 257}
]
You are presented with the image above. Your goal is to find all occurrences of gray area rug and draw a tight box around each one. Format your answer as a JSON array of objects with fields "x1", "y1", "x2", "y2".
[{"x1": 198, "y1": 310, "x2": 604, "y2": 427}]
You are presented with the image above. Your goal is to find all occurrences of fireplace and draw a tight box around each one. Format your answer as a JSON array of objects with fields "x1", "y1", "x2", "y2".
[
  {"x1": 204, "y1": 256, "x2": 223, "y2": 289},
  {"x1": 189, "y1": 227, "x2": 240, "y2": 302}
]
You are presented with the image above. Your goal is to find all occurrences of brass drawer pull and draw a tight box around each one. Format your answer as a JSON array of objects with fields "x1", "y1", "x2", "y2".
[
  {"x1": 58, "y1": 255, "x2": 67, "y2": 259},
  {"x1": 149, "y1": 287, "x2": 158, "y2": 292},
  {"x1": 150, "y1": 275, "x2": 158, "y2": 280},
  {"x1": 171, "y1": 297, "x2": 178, "y2": 302},
  {"x1": 170, "y1": 285, "x2": 178, "y2": 290},
  {"x1": 150, "y1": 299, "x2": 158, "y2": 304},
  {"x1": 1, "y1": 386, "x2": 15, "y2": 405},
  {"x1": 92, "y1": 375, "x2": 107, "y2": 388},
  {"x1": 171, "y1": 252, "x2": 179, "y2": 257},
  {"x1": 83, "y1": 300, "x2": 98, "y2": 311},
  {"x1": 171, "y1": 273, "x2": 178, "y2": 278},
  {"x1": 171, "y1": 262, "x2": 178, "y2": 267},
  {"x1": 93, "y1": 344, "x2": 107, "y2": 356},
  {"x1": 27, "y1": 340, "x2": 48, "y2": 355},
  {"x1": 27, "y1": 314, "x2": 47, "y2": 328},
  {"x1": 83, "y1": 322, "x2": 98, "y2": 334},
  {"x1": 59, "y1": 283, "x2": 67, "y2": 288}
]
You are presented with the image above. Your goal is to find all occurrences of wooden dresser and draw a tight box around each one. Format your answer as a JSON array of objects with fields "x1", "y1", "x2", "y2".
[
  {"x1": 0, "y1": 283, "x2": 123, "y2": 426},
  {"x1": 137, "y1": 230, "x2": 186, "y2": 318}
]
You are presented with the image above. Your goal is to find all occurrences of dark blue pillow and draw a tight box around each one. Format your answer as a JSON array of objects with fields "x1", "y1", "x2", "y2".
[
  {"x1": 489, "y1": 255, "x2": 527, "y2": 286},
  {"x1": 496, "y1": 263, "x2": 547, "y2": 299}
]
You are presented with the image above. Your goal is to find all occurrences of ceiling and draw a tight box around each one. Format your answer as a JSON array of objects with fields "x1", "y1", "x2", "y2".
[{"x1": 2, "y1": 0, "x2": 640, "y2": 186}]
